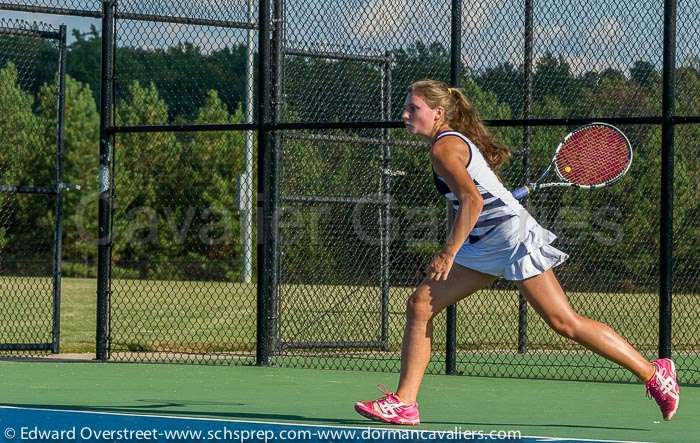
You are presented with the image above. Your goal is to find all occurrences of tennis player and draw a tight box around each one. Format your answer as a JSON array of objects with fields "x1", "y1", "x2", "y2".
[{"x1": 354, "y1": 79, "x2": 679, "y2": 425}]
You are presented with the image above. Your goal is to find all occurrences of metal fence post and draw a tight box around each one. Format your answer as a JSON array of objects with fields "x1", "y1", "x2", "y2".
[
  {"x1": 257, "y1": 0, "x2": 273, "y2": 366},
  {"x1": 96, "y1": 0, "x2": 115, "y2": 361},
  {"x1": 51, "y1": 24, "x2": 67, "y2": 354},
  {"x1": 446, "y1": 0, "x2": 462, "y2": 375},
  {"x1": 659, "y1": 0, "x2": 677, "y2": 359}
]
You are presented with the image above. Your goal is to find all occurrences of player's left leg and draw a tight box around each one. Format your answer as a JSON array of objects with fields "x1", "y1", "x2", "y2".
[{"x1": 515, "y1": 269, "x2": 679, "y2": 420}]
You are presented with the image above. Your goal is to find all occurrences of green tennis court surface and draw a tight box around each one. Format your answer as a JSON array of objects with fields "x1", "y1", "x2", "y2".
[{"x1": 0, "y1": 361, "x2": 696, "y2": 442}]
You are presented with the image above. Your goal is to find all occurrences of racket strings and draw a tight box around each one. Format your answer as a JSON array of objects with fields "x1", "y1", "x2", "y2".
[{"x1": 555, "y1": 126, "x2": 631, "y2": 186}]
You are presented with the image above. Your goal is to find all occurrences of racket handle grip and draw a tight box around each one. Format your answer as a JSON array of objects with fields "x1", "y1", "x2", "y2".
[{"x1": 512, "y1": 186, "x2": 530, "y2": 201}]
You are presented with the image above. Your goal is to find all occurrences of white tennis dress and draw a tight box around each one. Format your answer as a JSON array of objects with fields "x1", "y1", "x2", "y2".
[{"x1": 433, "y1": 130, "x2": 568, "y2": 280}]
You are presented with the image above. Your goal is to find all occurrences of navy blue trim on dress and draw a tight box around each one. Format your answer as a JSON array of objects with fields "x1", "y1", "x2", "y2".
[
  {"x1": 473, "y1": 214, "x2": 515, "y2": 229},
  {"x1": 473, "y1": 179, "x2": 495, "y2": 200},
  {"x1": 482, "y1": 198, "x2": 506, "y2": 211},
  {"x1": 468, "y1": 226, "x2": 498, "y2": 244}
]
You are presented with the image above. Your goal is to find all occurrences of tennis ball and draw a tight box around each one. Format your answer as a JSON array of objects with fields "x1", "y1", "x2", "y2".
[{"x1": 564, "y1": 166, "x2": 572, "y2": 173}]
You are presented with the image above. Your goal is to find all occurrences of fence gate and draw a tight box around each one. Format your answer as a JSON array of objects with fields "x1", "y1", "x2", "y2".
[
  {"x1": 275, "y1": 131, "x2": 392, "y2": 357},
  {"x1": 0, "y1": 20, "x2": 69, "y2": 356},
  {"x1": 272, "y1": 40, "x2": 395, "y2": 360}
]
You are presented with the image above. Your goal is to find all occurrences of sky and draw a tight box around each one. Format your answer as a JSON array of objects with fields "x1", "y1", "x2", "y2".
[{"x1": 2, "y1": 0, "x2": 699, "y2": 75}]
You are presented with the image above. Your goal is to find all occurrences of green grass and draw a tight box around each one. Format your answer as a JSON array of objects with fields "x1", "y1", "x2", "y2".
[
  {"x1": 2, "y1": 277, "x2": 700, "y2": 379},
  {"x1": 1, "y1": 277, "x2": 699, "y2": 354}
]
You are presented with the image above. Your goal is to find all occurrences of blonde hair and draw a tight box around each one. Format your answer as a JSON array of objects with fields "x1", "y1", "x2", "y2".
[{"x1": 408, "y1": 79, "x2": 511, "y2": 170}]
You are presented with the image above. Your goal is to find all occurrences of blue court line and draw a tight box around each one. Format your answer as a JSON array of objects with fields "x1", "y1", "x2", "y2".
[{"x1": 0, "y1": 406, "x2": 651, "y2": 443}]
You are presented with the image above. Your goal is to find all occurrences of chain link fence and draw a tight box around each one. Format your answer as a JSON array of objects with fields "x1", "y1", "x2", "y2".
[
  {"x1": 1, "y1": 0, "x2": 698, "y2": 383},
  {"x1": 0, "y1": 18, "x2": 66, "y2": 356},
  {"x1": 105, "y1": 1, "x2": 258, "y2": 364},
  {"x1": 108, "y1": 128, "x2": 257, "y2": 364}
]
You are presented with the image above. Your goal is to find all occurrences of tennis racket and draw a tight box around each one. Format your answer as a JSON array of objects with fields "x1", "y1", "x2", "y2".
[{"x1": 511, "y1": 122, "x2": 633, "y2": 201}]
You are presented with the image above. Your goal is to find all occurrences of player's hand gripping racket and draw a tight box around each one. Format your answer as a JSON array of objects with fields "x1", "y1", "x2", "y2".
[{"x1": 511, "y1": 122, "x2": 633, "y2": 201}]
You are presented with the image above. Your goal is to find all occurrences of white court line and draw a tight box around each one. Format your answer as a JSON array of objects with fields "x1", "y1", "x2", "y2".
[
  {"x1": 0, "y1": 405, "x2": 653, "y2": 443},
  {"x1": 529, "y1": 437, "x2": 652, "y2": 443}
]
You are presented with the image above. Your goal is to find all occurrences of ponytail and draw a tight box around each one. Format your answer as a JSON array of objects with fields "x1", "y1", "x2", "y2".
[{"x1": 409, "y1": 80, "x2": 511, "y2": 170}]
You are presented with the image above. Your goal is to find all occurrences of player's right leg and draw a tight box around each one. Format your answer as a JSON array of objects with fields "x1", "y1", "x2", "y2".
[{"x1": 354, "y1": 264, "x2": 495, "y2": 425}]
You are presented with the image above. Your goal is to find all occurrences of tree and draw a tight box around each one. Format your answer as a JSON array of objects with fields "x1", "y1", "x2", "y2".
[
  {"x1": 112, "y1": 80, "x2": 179, "y2": 278},
  {"x1": 0, "y1": 62, "x2": 46, "y2": 185},
  {"x1": 0, "y1": 62, "x2": 51, "y2": 272},
  {"x1": 630, "y1": 60, "x2": 660, "y2": 90},
  {"x1": 66, "y1": 26, "x2": 102, "y2": 105},
  {"x1": 115, "y1": 42, "x2": 249, "y2": 121},
  {"x1": 0, "y1": 33, "x2": 60, "y2": 97},
  {"x1": 165, "y1": 90, "x2": 246, "y2": 280},
  {"x1": 284, "y1": 56, "x2": 385, "y2": 123},
  {"x1": 68, "y1": 27, "x2": 250, "y2": 122},
  {"x1": 533, "y1": 54, "x2": 580, "y2": 108},
  {"x1": 475, "y1": 62, "x2": 523, "y2": 119},
  {"x1": 579, "y1": 72, "x2": 654, "y2": 117},
  {"x1": 36, "y1": 75, "x2": 100, "y2": 277}
]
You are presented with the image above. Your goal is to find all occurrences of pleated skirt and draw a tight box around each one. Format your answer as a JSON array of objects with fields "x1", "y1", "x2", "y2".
[{"x1": 453, "y1": 212, "x2": 568, "y2": 281}]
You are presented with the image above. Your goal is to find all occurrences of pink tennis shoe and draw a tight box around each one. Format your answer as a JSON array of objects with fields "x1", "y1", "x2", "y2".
[
  {"x1": 646, "y1": 358, "x2": 680, "y2": 420},
  {"x1": 354, "y1": 385, "x2": 420, "y2": 425},
  {"x1": 355, "y1": 360, "x2": 679, "y2": 425}
]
